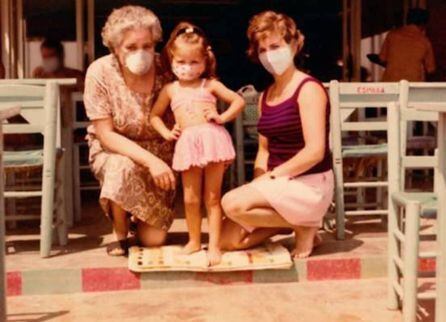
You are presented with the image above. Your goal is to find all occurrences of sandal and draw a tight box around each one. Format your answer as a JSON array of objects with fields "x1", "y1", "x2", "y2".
[
  {"x1": 106, "y1": 239, "x2": 129, "y2": 257},
  {"x1": 128, "y1": 215, "x2": 138, "y2": 236}
]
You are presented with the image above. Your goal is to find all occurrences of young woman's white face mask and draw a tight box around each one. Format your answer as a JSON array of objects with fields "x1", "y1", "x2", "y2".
[{"x1": 259, "y1": 45, "x2": 294, "y2": 76}]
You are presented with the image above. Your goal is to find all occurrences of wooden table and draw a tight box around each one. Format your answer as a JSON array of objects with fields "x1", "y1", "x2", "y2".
[
  {"x1": 412, "y1": 103, "x2": 446, "y2": 322},
  {"x1": 0, "y1": 105, "x2": 21, "y2": 321}
]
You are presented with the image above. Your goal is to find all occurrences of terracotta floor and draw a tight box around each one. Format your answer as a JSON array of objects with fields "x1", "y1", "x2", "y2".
[{"x1": 7, "y1": 279, "x2": 408, "y2": 322}]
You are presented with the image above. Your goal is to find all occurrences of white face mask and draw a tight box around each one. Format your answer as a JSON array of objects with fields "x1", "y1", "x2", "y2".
[
  {"x1": 42, "y1": 57, "x2": 60, "y2": 73},
  {"x1": 124, "y1": 49, "x2": 154, "y2": 75},
  {"x1": 259, "y1": 46, "x2": 294, "y2": 76},
  {"x1": 171, "y1": 62, "x2": 205, "y2": 81}
]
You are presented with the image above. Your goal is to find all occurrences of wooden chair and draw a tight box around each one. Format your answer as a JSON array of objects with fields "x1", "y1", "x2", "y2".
[
  {"x1": 387, "y1": 83, "x2": 446, "y2": 322},
  {"x1": 71, "y1": 91, "x2": 99, "y2": 222},
  {"x1": 233, "y1": 85, "x2": 260, "y2": 186},
  {"x1": 329, "y1": 80, "x2": 400, "y2": 240},
  {"x1": 0, "y1": 81, "x2": 67, "y2": 258}
]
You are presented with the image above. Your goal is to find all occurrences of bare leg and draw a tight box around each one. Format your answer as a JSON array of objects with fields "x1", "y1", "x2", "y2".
[
  {"x1": 220, "y1": 218, "x2": 284, "y2": 250},
  {"x1": 137, "y1": 222, "x2": 167, "y2": 247},
  {"x1": 222, "y1": 185, "x2": 322, "y2": 257},
  {"x1": 108, "y1": 202, "x2": 129, "y2": 256},
  {"x1": 203, "y1": 162, "x2": 225, "y2": 266},
  {"x1": 181, "y1": 167, "x2": 203, "y2": 254}
]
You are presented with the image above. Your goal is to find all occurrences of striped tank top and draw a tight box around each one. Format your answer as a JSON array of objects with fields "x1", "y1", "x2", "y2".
[{"x1": 257, "y1": 77, "x2": 332, "y2": 175}]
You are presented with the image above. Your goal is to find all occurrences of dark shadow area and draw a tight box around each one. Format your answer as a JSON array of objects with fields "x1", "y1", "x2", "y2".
[{"x1": 7, "y1": 311, "x2": 69, "y2": 322}]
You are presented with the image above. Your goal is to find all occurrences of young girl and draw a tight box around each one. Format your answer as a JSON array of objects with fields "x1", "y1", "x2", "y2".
[{"x1": 150, "y1": 22, "x2": 245, "y2": 265}]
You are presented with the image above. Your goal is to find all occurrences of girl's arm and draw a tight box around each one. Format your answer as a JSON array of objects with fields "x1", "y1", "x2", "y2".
[
  {"x1": 270, "y1": 82, "x2": 327, "y2": 178},
  {"x1": 206, "y1": 79, "x2": 245, "y2": 123},
  {"x1": 93, "y1": 117, "x2": 176, "y2": 190},
  {"x1": 150, "y1": 84, "x2": 180, "y2": 141}
]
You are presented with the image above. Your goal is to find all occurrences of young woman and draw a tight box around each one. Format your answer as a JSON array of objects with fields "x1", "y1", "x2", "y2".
[{"x1": 220, "y1": 11, "x2": 333, "y2": 258}]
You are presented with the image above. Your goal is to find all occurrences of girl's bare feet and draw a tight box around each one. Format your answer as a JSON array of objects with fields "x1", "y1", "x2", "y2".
[
  {"x1": 291, "y1": 227, "x2": 320, "y2": 259},
  {"x1": 207, "y1": 245, "x2": 222, "y2": 266},
  {"x1": 181, "y1": 240, "x2": 202, "y2": 255}
]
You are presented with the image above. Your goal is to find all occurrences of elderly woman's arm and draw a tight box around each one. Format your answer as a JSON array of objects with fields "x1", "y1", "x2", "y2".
[
  {"x1": 94, "y1": 117, "x2": 175, "y2": 191},
  {"x1": 270, "y1": 82, "x2": 327, "y2": 178}
]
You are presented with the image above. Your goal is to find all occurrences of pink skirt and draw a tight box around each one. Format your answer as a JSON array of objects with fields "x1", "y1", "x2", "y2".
[
  {"x1": 246, "y1": 170, "x2": 334, "y2": 231},
  {"x1": 172, "y1": 123, "x2": 235, "y2": 172}
]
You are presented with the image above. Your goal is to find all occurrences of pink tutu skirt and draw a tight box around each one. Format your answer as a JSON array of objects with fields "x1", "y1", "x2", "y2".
[
  {"x1": 172, "y1": 123, "x2": 235, "y2": 172},
  {"x1": 244, "y1": 170, "x2": 334, "y2": 231}
]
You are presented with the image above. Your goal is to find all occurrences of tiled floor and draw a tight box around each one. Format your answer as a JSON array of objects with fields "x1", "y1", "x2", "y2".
[{"x1": 7, "y1": 279, "x2": 406, "y2": 322}]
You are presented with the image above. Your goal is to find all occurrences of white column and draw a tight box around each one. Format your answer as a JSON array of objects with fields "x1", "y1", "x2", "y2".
[
  {"x1": 76, "y1": 0, "x2": 85, "y2": 70},
  {"x1": 1, "y1": 0, "x2": 11, "y2": 78},
  {"x1": 16, "y1": 0, "x2": 24, "y2": 78},
  {"x1": 350, "y1": 0, "x2": 361, "y2": 82},
  {"x1": 342, "y1": 0, "x2": 349, "y2": 81},
  {"x1": 87, "y1": 0, "x2": 95, "y2": 64}
]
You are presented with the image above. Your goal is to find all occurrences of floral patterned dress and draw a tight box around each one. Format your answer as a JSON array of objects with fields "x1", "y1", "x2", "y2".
[{"x1": 83, "y1": 54, "x2": 175, "y2": 231}]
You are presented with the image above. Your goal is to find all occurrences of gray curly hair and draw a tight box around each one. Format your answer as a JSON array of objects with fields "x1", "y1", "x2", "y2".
[{"x1": 101, "y1": 5, "x2": 162, "y2": 51}]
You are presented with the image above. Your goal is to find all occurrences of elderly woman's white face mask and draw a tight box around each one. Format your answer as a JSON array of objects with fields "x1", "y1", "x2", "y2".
[{"x1": 117, "y1": 28, "x2": 156, "y2": 76}]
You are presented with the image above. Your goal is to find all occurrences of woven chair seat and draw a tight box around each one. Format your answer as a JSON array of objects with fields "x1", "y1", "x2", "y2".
[
  {"x1": 342, "y1": 143, "x2": 388, "y2": 158},
  {"x1": 397, "y1": 192, "x2": 437, "y2": 218},
  {"x1": 4, "y1": 149, "x2": 63, "y2": 173}
]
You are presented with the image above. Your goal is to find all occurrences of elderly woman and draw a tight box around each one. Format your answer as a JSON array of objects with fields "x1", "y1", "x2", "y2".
[
  {"x1": 220, "y1": 11, "x2": 333, "y2": 258},
  {"x1": 84, "y1": 6, "x2": 176, "y2": 256}
]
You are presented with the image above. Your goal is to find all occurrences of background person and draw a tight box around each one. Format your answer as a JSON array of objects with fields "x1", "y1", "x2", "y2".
[
  {"x1": 33, "y1": 37, "x2": 84, "y2": 90},
  {"x1": 368, "y1": 7, "x2": 436, "y2": 81}
]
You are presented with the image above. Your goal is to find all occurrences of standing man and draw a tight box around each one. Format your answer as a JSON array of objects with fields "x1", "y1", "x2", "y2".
[{"x1": 368, "y1": 8, "x2": 436, "y2": 81}]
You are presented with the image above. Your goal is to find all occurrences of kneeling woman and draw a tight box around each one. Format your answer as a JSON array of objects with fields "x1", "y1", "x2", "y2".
[{"x1": 221, "y1": 11, "x2": 333, "y2": 258}]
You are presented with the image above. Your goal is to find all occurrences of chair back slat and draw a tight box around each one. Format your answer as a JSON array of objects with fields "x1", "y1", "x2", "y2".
[
  {"x1": 0, "y1": 84, "x2": 45, "y2": 97},
  {"x1": 0, "y1": 81, "x2": 61, "y2": 142}
]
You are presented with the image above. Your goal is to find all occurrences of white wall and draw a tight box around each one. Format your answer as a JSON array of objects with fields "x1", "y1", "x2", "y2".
[{"x1": 360, "y1": 31, "x2": 388, "y2": 82}]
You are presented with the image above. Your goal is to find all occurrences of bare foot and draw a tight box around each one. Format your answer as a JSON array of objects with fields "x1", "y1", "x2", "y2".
[
  {"x1": 207, "y1": 246, "x2": 222, "y2": 266},
  {"x1": 181, "y1": 241, "x2": 202, "y2": 255},
  {"x1": 291, "y1": 227, "x2": 320, "y2": 259}
]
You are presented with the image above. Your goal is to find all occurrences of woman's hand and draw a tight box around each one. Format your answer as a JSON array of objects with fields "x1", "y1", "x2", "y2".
[
  {"x1": 147, "y1": 158, "x2": 176, "y2": 191},
  {"x1": 162, "y1": 124, "x2": 181, "y2": 141},
  {"x1": 203, "y1": 106, "x2": 224, "y2": 124}
]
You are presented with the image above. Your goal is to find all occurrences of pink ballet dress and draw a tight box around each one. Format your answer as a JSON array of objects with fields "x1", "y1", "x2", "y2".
[{"x1": 171, "y1": 79, "x2": 235, "y2": 172}]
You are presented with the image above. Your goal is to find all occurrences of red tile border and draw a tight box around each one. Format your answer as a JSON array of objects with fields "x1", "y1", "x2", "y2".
[
  {"x1": 7, "y1": 272, "x2": 22, "y2": 296},
  {"x1": 5, "y1": 255, "x2": 385, "y2": 296},
  {"x1": 307, "y1": 259, "x2": 361, "y2": 281},
  {"x1": 82, "y1": 268, "x2": 140, "y2": 292},
  {"x1": 195, "y1": 271, "x2": 253, "y2": 285},
  {"x1": 419, "y1": 258, "x2": 436, "y2": 272}
]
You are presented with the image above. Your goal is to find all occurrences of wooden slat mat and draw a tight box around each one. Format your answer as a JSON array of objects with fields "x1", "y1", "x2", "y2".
[{"x1": 128, "y1": 243, "x2": 292, "y2": 272}]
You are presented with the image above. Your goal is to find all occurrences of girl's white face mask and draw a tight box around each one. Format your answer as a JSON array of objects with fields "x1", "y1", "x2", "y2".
[
  {"x1": 259, "y1": 45, "x2": 294, "y2": 76},
  {"x1": 171, "y1": 62, "x2": 205, "y2": 81},
  {"x1": 124, "y1": 49, "x2": 154, "y2": 75}
]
